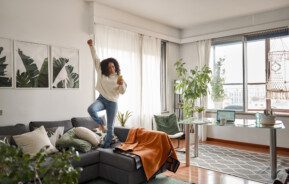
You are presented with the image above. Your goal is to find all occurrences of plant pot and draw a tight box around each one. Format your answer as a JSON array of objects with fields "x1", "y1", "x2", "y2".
[{"x1": 193, "y1": 111, "x2": 204, "y2": 121}]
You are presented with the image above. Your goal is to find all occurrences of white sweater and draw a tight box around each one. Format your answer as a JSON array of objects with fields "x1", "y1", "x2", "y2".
[{"x1": 89, "y1": 46, "x2": 127, "y2": 102}]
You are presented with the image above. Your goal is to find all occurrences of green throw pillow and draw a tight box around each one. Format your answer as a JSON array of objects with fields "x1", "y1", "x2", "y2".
[
  {"x1": 56, "y1": 128, "x2": 92, "y2": 153},
  {"x1": 154, "y1": 114, "x2": 179, "y2": 135}
]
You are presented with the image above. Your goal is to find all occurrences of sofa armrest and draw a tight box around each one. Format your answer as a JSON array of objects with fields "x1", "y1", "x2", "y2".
[{"x1": 114, "y1": 126, "x2": 130, "y2": 142}]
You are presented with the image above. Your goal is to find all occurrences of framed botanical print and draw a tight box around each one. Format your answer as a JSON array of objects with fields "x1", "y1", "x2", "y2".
[
  {"x1": 0, "y1": 37, "x2": 13, "y2": 88},
  {"x1": 14, "y1": 41, "x2": 49, "y2": 88},
  {"x1": 51, "y1": 46, "x2": 79, "y2": 89}
]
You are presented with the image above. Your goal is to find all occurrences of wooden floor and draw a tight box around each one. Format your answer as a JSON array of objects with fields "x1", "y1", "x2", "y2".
[{"x1": 163, "y1": 139, "x2": 289, "y2": 184}]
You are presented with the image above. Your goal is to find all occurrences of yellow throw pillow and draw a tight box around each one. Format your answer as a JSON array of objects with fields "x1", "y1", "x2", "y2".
[
  {"x1": 13, "y1": 126, "x2": 58, "y2": 156},
  {"x1": 74, "y1": 127, "x2": 101, "y2": 147}
]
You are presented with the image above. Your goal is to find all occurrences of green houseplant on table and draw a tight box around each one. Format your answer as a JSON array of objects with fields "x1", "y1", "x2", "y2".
[{"x1": 174, "y1": 59, "x2": 212, "y2": 119}]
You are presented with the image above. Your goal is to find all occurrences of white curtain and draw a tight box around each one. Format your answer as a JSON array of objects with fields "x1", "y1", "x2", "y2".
[
  {"x1": 94, "y1": 25, "x2": 142, "y2": 127},
  {"x1": 94, "y1": 25, "x2": 161, "y2": 129},
  {"x1": 141, "y1": 36, "x2": 161, "y2": 129},
  {"x1": 197, "y1": 39, "x2": 211, "y2": 141}
]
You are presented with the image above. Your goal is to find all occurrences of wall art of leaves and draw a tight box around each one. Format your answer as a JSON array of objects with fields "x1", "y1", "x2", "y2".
[
  {"x1": 51, "y1": 46, "x2": 79, "y2": 89},
  {"x1": 0, "y1": 38, "x2": 13, "y2": 88},
  {"x1": 14, "y1": 41, "x2": 49, "y2": 88}
]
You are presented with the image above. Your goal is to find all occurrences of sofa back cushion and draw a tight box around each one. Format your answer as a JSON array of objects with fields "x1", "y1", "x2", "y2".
[
  {"x1": 71, "y1": 116, "x2": 107, "y2": 130},
  {"x1": 29, "y1": 120, "x2": 73, "y2": 133},
  {"x1": 0, "y1": 124, "x2": 28, "y2": 146},
  {"x1": 71, "y1": 117, "x2": 97, "y2": 130},
  {"x1": 114, "y1": 127, "x2": 130, "y2": 142}
]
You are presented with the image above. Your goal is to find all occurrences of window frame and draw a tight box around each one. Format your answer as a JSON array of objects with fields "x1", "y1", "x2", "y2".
[{"x1": 209, "y1": 30, "x2": 289, "y2": 114}]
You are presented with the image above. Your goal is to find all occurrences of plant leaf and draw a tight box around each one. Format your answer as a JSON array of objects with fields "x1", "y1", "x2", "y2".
[
  {"x1": 65, "y1": 65, "x2": 79, "y2": 88},
  {"x1": 0, "y1": 47, "x2": 12, "y2": 87},
  {"x1": 18, "y1": 49, "x2": 39, "y2": 87},
  {"x1": 37, "y1": 58, "x2": 49, "y2": 87},
  {"x1": 53, "y1": 57, "x2": 68, "y2": 82},
  {"x1": 16, "y1": 70, "x2": 32, "y2": 87}
]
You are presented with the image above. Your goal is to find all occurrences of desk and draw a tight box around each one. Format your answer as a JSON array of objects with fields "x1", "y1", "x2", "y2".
[{"x1": 178, "y1": 118, "x2": 285, "y2": 179}]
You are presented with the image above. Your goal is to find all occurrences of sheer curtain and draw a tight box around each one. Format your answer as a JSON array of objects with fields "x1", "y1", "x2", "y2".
[
  {"x1": 141, "y1": 36, "x2": 161, "y2": 129},
  {"x1": 197, "y1": 39, "x2": 211, "y2": 141},
  {"x1": 94, "y1": 25, "x2": 142, "y2": 127},
  {"x1": 94, "y1": 25, "x2": 161, "y2": 129}
]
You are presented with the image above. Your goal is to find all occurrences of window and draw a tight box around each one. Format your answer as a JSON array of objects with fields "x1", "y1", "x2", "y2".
[{"x1": 208, "y1": 28, "x2": 289, "y2": 113}]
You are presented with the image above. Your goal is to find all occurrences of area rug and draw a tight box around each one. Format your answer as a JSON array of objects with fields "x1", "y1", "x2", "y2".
[
  {"x1": 177, "y1": 144, "x2": 289, "y2": 184},
  {"x1": 85, "y1": 174, "x2": 189, "y2": 184}
]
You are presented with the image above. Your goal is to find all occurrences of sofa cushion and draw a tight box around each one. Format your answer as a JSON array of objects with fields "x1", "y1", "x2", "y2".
[
  {"x1": 29, "y1": 120, "x2": 73, "y2": 133},
  {"x1": 154, "y1": 113, "x2": 179, "y2": 135},
  {"x1": 114, "y1": 126, "x2": 129, "y2": 142},
  {"x1": 46, "y1": 126, "x2": 64, "y2": 146},
  {"x1": 56, "y1": 128, "x2": 92, "y2": 153},
  {"x1": 71, "y1": 116, "x2": 106, "y2": 130},
  {"x1": 99, "y1": 148, "x2": 141, "y2": 172},
  {"x1": 0, "y1": 124, "x2": 28, "y2": 146},
  {"x1": 74, "y1": 127, "x2": 101, "y2": 147},
  {"x1": 0, "y1": 124, "x2": 28, "y2": 135},
  {"x1": 13, "y1": 126, "x2": 58, "y2": 156},
  {"x1": 72, "y1": 150, "x2": 100, "y2": 167}
]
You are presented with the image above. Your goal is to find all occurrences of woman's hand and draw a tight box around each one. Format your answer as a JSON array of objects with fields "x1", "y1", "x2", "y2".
[
  {"x1": 117, "y1": 79, "x2": 124, "y2": 85},
  {"x1": 87, "y1": 39, "x2": 93, "y2": 46},
  {"x1": 117, "y1": 75, "x2": 124, "y2": 85}
]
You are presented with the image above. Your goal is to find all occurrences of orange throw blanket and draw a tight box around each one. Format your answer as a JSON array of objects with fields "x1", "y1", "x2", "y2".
[{"x1": 117, "y1": 128, "x2": 180, "y2": 180}]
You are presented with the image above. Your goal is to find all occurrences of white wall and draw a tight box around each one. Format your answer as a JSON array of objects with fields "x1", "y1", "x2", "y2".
[
  {"x1": 0, "y1": 0, "x2": 94, "y2": 125},
  {"x1": 92, "y1": 2, "x2": 181, "y2": 44},
  {"x1": 0, "y1": 0, "x2": 181, "y2": 126},
  {"x1": 181, "y1": 7, "x2": 289, "y2": 43}
]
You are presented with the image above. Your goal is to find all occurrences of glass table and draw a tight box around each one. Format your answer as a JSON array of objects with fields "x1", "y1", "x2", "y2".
[{"x1": 178, "y1": 117, "x2": 285, "y2": 179}]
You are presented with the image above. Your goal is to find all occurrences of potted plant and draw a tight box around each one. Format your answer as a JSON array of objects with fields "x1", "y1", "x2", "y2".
[
  {"x1": 194, "y1": 106, "x2": 205, "y2": 120},
  {"x1": 210, "y1": 58, "x2": 226, "y2": 108},
  {"x1": 174, "y1": 59, "x2": 212, "y2": 118},
  {"x1": 117, "y1": 111, "x2": 132, "y2": 127},
  {"x1": 0, "y1": 141, "x2": 81, "y2": 183}
]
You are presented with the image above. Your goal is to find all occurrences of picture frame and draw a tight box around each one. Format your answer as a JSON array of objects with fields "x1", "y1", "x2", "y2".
[
  {"x1": 0, "y1": 37, "x2": 13, "y2": 88},
  {"x1": 51, "y1": 46, "x2": 79, "y2": 89},
  {"x1": 14, "y1": 40, "x2": 49, "y2": 88}
]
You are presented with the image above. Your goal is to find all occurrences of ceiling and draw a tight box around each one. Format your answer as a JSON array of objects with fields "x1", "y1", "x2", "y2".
[{"x1": 93, "y1": 0, "x2": 289, "y2": 29}]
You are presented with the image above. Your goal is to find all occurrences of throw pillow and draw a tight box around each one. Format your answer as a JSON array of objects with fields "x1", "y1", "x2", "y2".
[
  {"x1": 13, "y1": 126, "x2": 58, "y2": 156},
  {"x1": 154, "y1": 113, "x2": 180, "y2": 135},
  {"x1": 45, "y1": 127, "x2": 65, "y2": 146},
  {"x1": 56, "y1": 128, "x2": 92, "y2": 153},
  {"x1": 74, "y1": 127, "x2": 101, "y2": 147},
  {"x1": 0, "y1": 135, "x2": 11, "y2": 145}
]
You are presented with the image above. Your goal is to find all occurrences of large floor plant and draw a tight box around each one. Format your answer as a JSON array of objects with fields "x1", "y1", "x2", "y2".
[{"x1": 175, "y1": 59, "x2": 212, "y2": 118}]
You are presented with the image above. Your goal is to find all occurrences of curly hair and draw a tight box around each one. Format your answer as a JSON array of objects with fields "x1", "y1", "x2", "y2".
[{"x1": 100, "y1": 58, "x2": 120, "y2": 76}]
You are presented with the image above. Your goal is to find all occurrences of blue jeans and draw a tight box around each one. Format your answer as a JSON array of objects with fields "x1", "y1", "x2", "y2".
[{"x1": 87, "y1": 95, "x2": 118, "y2": 148}]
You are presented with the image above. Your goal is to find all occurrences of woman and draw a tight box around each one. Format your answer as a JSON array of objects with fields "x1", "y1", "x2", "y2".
[{"x1": 87, "y1": 39, "x2": 127, "y2": 148}]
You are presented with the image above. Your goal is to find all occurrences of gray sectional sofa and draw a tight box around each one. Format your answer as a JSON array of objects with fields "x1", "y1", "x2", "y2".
[{"x1": 0, "y1": 117, "x2": 167, "y2": 184}]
